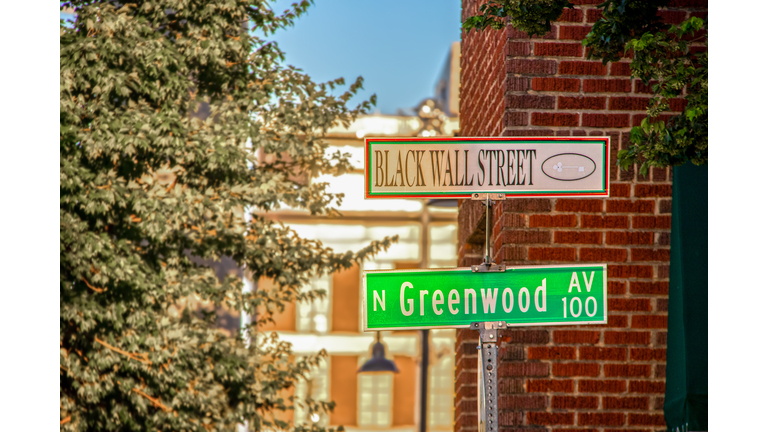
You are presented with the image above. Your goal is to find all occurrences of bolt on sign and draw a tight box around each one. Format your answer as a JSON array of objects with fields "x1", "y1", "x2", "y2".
[
  {"x1": 362, "y1": 265, "x2": 607, "y2": 331},
  {"x1": 364, "y1": 137, "x2": 609, "y2": 199}
]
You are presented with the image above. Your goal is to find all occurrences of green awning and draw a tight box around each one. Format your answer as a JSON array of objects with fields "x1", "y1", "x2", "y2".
[{"x1": 664, "y1": 162, "x2": 708, "y2": 431}]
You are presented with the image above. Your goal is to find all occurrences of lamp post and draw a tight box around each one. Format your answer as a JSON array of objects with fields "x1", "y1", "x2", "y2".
[{"x1": 358, "y1": 331, "x2": 399, "y2": 374}]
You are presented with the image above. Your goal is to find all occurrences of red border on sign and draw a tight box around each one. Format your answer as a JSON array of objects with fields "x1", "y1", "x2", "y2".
[{"x1": 363, "y1": 137, "x2": 610, "y2": 199}]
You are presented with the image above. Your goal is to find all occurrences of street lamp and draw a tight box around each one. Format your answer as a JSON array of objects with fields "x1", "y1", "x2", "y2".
[{"x1": 357, "y1": 332, "x2": 399, "y2": 374}]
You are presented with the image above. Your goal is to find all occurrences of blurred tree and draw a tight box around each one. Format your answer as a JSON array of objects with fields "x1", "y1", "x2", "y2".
[
  {"x1": 60, "y1": 1, "x2": 396, "y2": 430},
  {"x1": 462, "y1": 0, "x2": 707, "y2": 175}
]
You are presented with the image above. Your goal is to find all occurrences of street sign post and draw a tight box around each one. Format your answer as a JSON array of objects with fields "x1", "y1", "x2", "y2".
[
  {"x1": 361, "y1": 136, "x2": 611, "y2": 432},
  {"x1": 362, "y1": 265, "x2": 607, "y2": 331},
  {"x1": 364, "y1": 137, "x2": 610, "y2": 199}
]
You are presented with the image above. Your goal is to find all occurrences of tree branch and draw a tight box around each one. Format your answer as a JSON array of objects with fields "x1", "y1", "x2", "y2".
[{"x1": 95, "y1": 337, "x2": 151, "y2": 364}]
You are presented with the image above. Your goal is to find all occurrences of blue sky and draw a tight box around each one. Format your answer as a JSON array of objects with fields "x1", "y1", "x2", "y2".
[
  {"x1": 61, "y1": 1, "x2": 462, "y2": 115},
  {"x1": 266, "y1": 0, "x2": 462, "y2": 114}
]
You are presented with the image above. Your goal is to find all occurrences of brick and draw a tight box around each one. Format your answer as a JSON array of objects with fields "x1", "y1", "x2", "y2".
[
  {"x1": 582, "y1": 113, "x2": 630, "y2": 128},
  {"x1": 531, "y1": 112, "x2": 579, "y2": 126},
  {"x1": 500, "y1": 329, "x2": 550, "y2": 344},
  {"x1": 501, "y1": 213, "x2": 527, "y2": 228},
  {"x1": 656, "y1": 298, "x2": 669, "y2": 312},
  {"x1": 581, "y1": 215, "x2": 629, "y2": 229},
  {"x1": 579, "y1": 248, "x2": 627, "y2": 262},
  {"x1": 535, "y1": 42, "x2": 583, "y2": 57},
  {"x1": 529, "y1": 247, "x2": 576, "y2": 261},
  {"x1": 654, "y1": 396, "x2": 665, "y2": 410},
  {"x1": 505, "y1": 111, "x2": 529, "y2": 126},
  {"x1": 557, "y1": 9, "x2": 584, "y2": 22},
  {"x1": 634, "y1": 79, "x2": 658, "y2": 94},
  {"x1": 607, "y1": 200, "x2": 655, "y2": 213},
  {"x1": 633, "y1": 216, "x2": 671, "y2": 229},
  {"x1": 607, "y1": 265, "x2": 653, "y2": 278},
  {"x1": 579, "y1": 379, "x2": 627, "y2": 393},
  {"x1": 559, "y1": 25, "x2": 592, "y2": 41},
  {"x1": 555, "y1": 231, "x2": 602, "y2": 244},
  {"x1": 507, "y1": 94, "x2": 556, "y2": 109},
  {"x1": 604, "y1": 331, "x2": 651, "y2": 345},
  {"x1": 507, "y1": 41, "x2": 531, "y2": 56},
  {"x1": 630, "y1": 315, "x2": 668, "y2": 330},
  {"x1": 656, "y1": 332, "x2": 668, "y2": 346},
  {"x1": 501, "y1": 198, "x2": 552, "y2": 213},
  {"x1": 500, "y1": 345, "x2": 525, "y2": 361},
  {"x1": 659, "y1": 199, "x2": 672, "y2": 214},
  {"x1": 630, "y1": 380, "x2": 665, "y2": 394},
  {"x1": 605, "y1": 364, "x2": 651, "y2": 377},
  {"x1": 499, "y1": 395, "x2": 547, "y2": 410},
  {"x1": 655, "y1": 364, "x2": 666, "y2": 378},
  {"x1": 501, "y1": 245, "x2": 527, "y2": 260},
  {"x1": 635, "y1": 184, "x2": 673, "y2": 197},
  {"x1": 657, "y1": 264, "x2": 669, "y2": 278},
  {"x1": 608, "y1": 281, "x2": 626, "y2": 294},
  {"x1": 629, "y1": 413, "x2": 666, "y2": 426},
  {"x1": 586, "y1": 9, "x2": 603, "y2": 22},
  {"x1": 528, "y1": 346, "x2": 577, "y2": 360},
  {"x1": 553, "y1": 330, "x2": 600, "y2": 344},
  {"x1": 553, "y1": 396, "x2": 599, "y2": 409},
  {"x1": 583, "y1": 79, "x2": 631, "y2": 93},
  {"x1": 609, "y1": 96, "x2": 652, "y2": 111},
  {"x1": 610, "y1": 62, "x2": 632, "y2": 76},
  {"x1": 652, "y1": 167, "x2": 667, "y2": 181},
  {"x1": 507, "y1": 76, "x2": 530, "y2": 92},
  {"x1": 605, "y1": 231, "x2": 654, "y2": 245},
  {"x1": 631, "y1": 348, "x2": 667, "y2": 361},
  {"x1": 556, "y1": 199, "x2": 603, "y2": 212},
  {"x1": 498, "y1": 378, "x2": 525, "y2": 393},
  {"x1": 631, "y1": 248, "x2": 670, "y2": 262},
  {"x1": 530, "y1": 214, "x2": 577, "y2": 228},
  {"x1": 500, "y1": 362, "x2": 549, "y2": 377},
  {"x1": 604, "y1": 396, "x2": 649, "y2": 410},
  {"x1": 579, "y1": 347, "x2": 626, "y2": 361},
  {"x1": 609, "y1": 183, "x2": 630, "y2": 197},
  {"x1": 609, "y1": 299, "x2": 652, "y2": 312},
  {"x1": 607, "y1": 315, "x2": 628, "y2": 327},
  {"x1": 531, "y1": 77, "x2": 580, "y2": 92},
  {"x1": 558, "y1": 96, "x2": 606, "y2": 110},
  {"x1": 579, "y1": 413, "x2": 625, "y2": 426},
  {"x1": 507, "y1": 59, "x2": 557, "y2": 75},
  {"x1": 527, "y1": 379, "x2": 574, "y2": 393},
  {"x1": 497, "y1": 230, "x2": 551, "y2": 245},
  {"x1": 499, "y1": 411, "x2": 524, "y2": 426},
  {"x1": 553, "y1": 363, "x2": 600, "y2": 377},
  {"x1": 658, "y1": 233, "x2": 670, "y2": 246},
  {"x1": 559, "y1": 61, "x2": 607, "y2": 75},
  {"x1": 570, "y1": 0, "x2": 602, "y2": 4},
  {"x1": 630, "y1": 281, "x2": 669, "y2": 295},
  {"x1": 527, "y1": 412, "x2": 574, "y2": 426},
  {"x1": 503, "y1": 128, "x2": 556, "y2": 137}
]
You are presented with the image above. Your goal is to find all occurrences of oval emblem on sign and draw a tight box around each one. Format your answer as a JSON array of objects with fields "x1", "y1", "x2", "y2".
[{"x1": 541, "y1": 153, "x2": 596, "y2": 181}]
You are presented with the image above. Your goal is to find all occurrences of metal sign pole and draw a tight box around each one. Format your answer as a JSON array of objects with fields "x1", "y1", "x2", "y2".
[{"x1": 470, "y1": 193, "x2": 507, "y2": 432}]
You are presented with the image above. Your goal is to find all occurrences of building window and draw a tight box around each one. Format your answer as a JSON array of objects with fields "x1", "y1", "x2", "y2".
[
  {"x1": 294, "y1": 358, "x2": 329, "y2": 428},
  {"x1": 357, "y1": 363, "x2": 394, "y2": 428},
  {"x1": 297, "y1": 275, "x2": 331, "y2": 333},
  {"x1": 429, "y1": 355, "x2": 455, "y2": 430}
]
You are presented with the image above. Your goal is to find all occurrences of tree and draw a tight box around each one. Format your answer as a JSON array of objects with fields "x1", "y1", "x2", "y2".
[
  {"x1": 60, "y1": 1, "x2": 396, "y2": 430},
  {"x1": 462, "y1": 0, "x2": 708, "y2": 175}
]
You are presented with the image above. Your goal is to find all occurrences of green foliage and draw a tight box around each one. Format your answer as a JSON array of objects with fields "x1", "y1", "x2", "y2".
[
  {"x1": 462, "y1": 0, "x2": 573, "y2": 37},
  {"x1": 60, "y1": 1, "x2": 395, "y2": 430},
  {"x1": 619, "y1": 17, "x2": 708, "y2": 175},
  {"x1": 582, "y1": 0, "x2": 668, "y2": 64},
  {"x1": 461, "y1": 0, "x2": 707, "y2": 172}
]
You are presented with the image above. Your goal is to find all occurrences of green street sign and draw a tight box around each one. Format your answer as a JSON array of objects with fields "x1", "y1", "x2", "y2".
[{"x1": 362, "y1": 264, "x2": 607, "y2": 330}]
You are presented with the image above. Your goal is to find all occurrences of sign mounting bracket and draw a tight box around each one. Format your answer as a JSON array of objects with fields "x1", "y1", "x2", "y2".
[{"x1": 471, "y1": 194, "x2": 506, "y2": 273}]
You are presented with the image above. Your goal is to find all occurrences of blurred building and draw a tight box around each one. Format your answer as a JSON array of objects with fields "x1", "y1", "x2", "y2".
[{"x1": 251, "y1": 45, "x2": 461, "y2": 432}]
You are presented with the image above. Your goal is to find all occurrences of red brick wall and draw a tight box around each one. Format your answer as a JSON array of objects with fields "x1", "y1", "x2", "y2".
[{"x1": 455, "y1": 1, "x2": 707, "y2": 431}]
